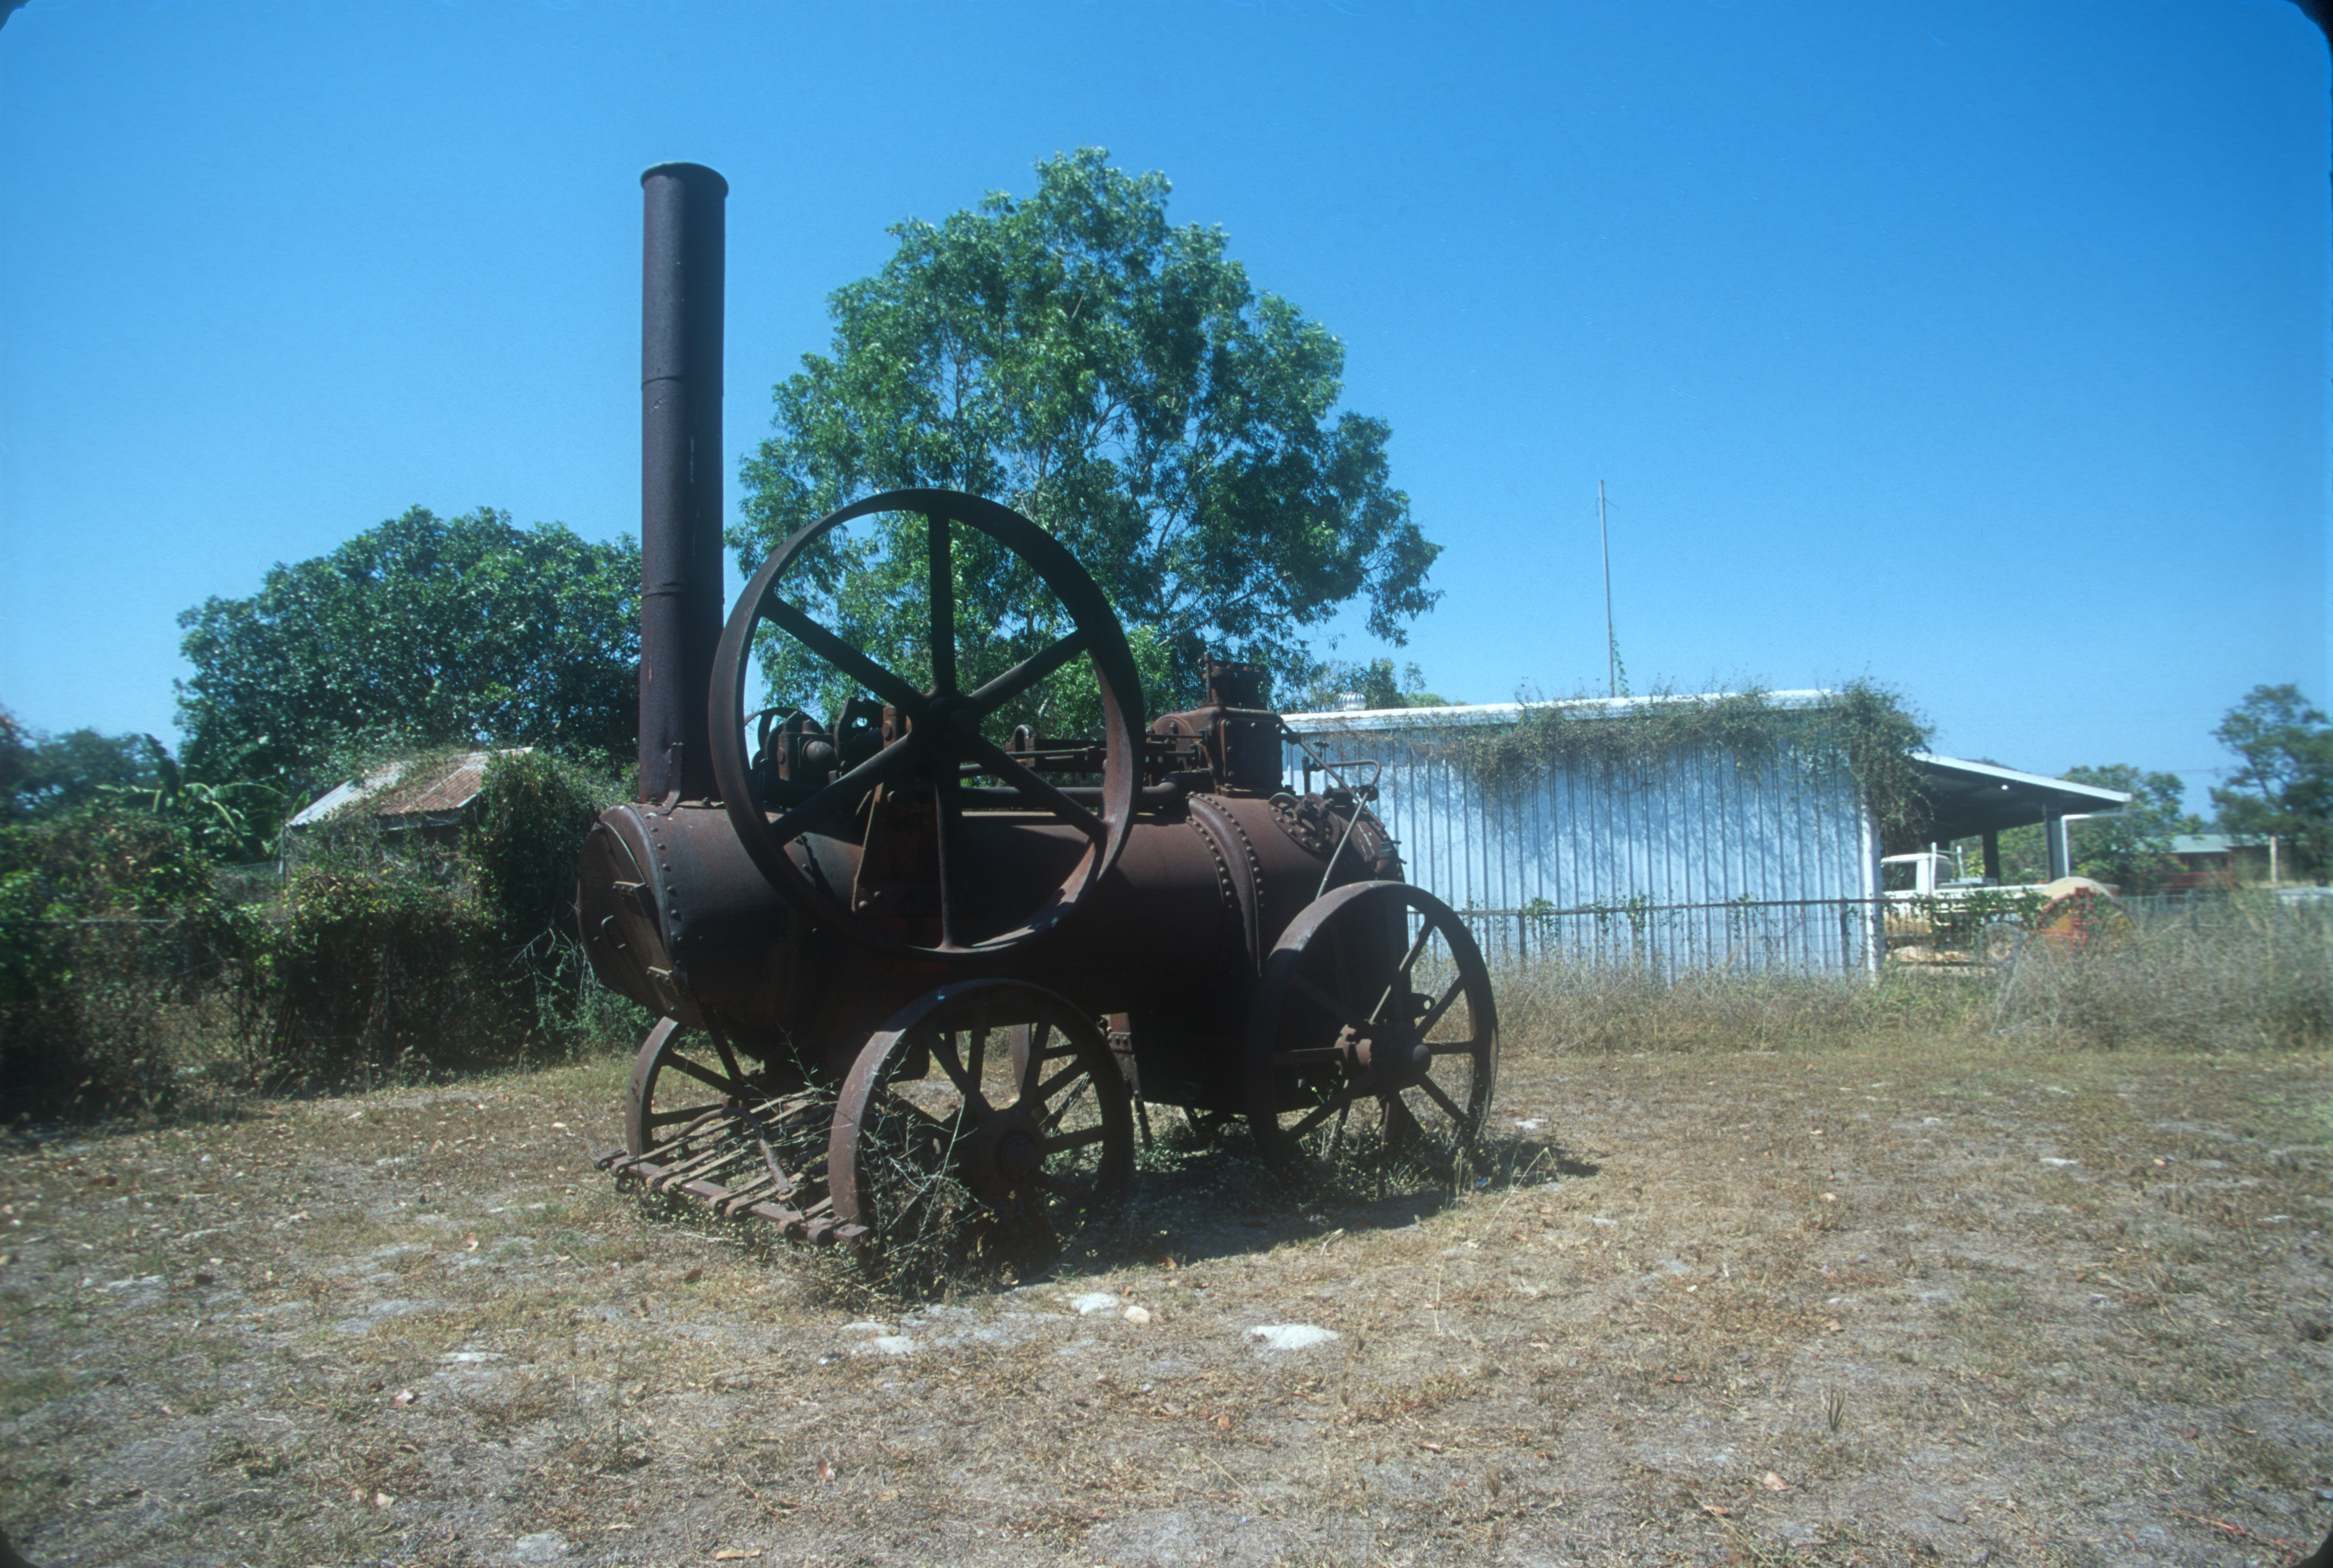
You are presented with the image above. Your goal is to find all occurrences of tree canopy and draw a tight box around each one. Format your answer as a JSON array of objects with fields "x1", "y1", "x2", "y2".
[
  {"x1": 734, "y1": 148, "x2": 1439, "y2": 724},
  {"x1": 176, "y1": 507, "x2": 639, "y2": 801},
  {"x1": 2212, "y1": 684, "x2": 2331, "y2": 877},
  {"x1": 2063, "y1": 764, "x2": 2197, "y2": 891}
]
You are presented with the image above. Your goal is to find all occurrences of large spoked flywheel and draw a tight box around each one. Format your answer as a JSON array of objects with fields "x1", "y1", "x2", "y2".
[{"x1": 709, "y1": 489, "x2": 1146, "y2": 962}]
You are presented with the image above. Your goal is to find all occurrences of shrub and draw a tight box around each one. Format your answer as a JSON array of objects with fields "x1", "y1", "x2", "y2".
[
  {"x1": 257, "y1": 749, "x2": 641, "y2": 1080},
  {"x1": 0, "y1": 808, "x2": 256, "y2": 1119},
  {"x1": 468, "y1": 750, "x2": 619, "y2": 944}
]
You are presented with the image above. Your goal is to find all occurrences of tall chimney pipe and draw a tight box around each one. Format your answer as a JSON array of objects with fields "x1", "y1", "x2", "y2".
[{"x1": 638, "y1": 162, "x2": 728, "y2": 804}]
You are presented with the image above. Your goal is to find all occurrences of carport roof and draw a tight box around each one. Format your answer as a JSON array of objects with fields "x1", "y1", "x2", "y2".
[{"x1": 1912, "y1": 753, "x2": 2130, "y2": 841}]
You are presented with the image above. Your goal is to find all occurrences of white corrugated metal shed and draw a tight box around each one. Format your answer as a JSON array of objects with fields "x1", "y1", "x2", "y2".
[{"x1": 1281, "y1": 693, "x2": 1880, "y2": 973}]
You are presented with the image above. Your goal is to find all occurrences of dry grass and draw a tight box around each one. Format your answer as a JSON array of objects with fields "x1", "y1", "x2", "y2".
[
  {"x1": 1496, "y1": 893, "x2": 2331, "y2": 1058},
  {"x1": 1, "y1": 1009, "x2": 2328, "y2": 1567}
]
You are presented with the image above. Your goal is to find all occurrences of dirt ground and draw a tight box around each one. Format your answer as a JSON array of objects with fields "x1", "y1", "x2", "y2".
[{"x1": 2, "y1": 1032, "x2": 2329, "y2": 1568}]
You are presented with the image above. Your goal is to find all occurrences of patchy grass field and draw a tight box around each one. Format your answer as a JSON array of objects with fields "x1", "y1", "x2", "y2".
[{"x1": 2, "y1": 1032, "x2": 2329, "y2": 1568}]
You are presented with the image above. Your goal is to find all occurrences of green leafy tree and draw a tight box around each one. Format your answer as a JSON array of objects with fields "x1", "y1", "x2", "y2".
[
  {"x1": 734, "y1": 148, "x2": 1439, "y2": 728},
  {"x1": 2063, "y1": 764, "x2": 2198, "y2": 893},
  {"x1": 176, "y1": 507, "x2": 639, "y2": 806},
  {"x1": 2211, "y1": 684, "x2": 2332, "y2": 878}
]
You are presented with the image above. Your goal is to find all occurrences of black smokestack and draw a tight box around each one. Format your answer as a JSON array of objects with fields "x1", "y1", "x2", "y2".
[{"x1": 637, "y1": 162, "x2": 727, "y2": 803}]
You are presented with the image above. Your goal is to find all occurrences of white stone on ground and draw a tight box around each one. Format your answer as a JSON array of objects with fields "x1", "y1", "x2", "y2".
[
  {"x1": 1067, "y1": 1292, "x2": 1119, "y2": 1315},
  {"x1": 1249, "y1": 1324, "x2": 1338, "y2": 1351}
]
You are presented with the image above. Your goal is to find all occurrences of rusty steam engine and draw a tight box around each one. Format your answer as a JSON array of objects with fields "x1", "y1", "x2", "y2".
[{"x1": 582, "y1": 165, "x2": 1497, "y2": 1259}]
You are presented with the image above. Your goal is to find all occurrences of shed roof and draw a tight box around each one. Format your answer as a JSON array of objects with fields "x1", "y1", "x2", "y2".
[
  {"x1": 1908, "y1": 754, "x2": 2129, "y2": 840},
  {"x1": 285, "y1": 749, "x2": 527, "y2": 830},
  {"x1": 2169, "y1": 834, "x2": 2249, "y2": 856},
  {"x1": 1280, "y1": 690, "x2": 1834, "y2": 734}
]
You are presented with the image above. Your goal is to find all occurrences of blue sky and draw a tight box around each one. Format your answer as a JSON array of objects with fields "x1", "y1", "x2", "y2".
[{"x1": 1, "y1": 0, "x2": 2324, "y2": 804}]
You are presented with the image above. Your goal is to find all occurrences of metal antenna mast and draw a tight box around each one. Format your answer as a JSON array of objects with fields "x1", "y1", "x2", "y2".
[{"x1": 1598, "y1": 479, "x2": 1615, "y2": 699}]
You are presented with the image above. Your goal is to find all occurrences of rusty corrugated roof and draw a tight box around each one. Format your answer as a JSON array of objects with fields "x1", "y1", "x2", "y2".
[
  {"x1": 286, "y1": 749, "x2": 532, "y2": 829},
  {"x1": 370, "y1": 753, "x2": 494, "y2": 818}
]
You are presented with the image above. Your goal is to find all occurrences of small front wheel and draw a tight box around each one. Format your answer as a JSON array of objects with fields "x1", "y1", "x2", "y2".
[
  {"x1": 1245, "y1": 881, "x2": 1498, "y2": 1182},
  {"x1": 626, "y1": 1018, "x2": 760, "y2": 1158}
]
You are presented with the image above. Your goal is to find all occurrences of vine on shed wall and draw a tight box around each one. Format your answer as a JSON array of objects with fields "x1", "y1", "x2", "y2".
[{"x1": 1447, "y1": 681, "x2": 1933, "y2": 843}]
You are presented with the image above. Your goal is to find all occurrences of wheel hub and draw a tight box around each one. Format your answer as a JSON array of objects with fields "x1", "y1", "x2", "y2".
[
  {"x1": 1338, "y1": 1023, "x2": 1432, "y2": 1087},
  {"x1": 957, "y1": 1105, "x2": 1047, "y2": 1204},
  {"x1": 927, "y1": 693, "x2": 984, "y2": 747}
]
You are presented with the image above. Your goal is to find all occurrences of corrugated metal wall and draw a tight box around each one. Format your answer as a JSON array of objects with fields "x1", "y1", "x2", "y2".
[{"x1": 1282, "y1": 700, "x2": 1881, "y2": 974}]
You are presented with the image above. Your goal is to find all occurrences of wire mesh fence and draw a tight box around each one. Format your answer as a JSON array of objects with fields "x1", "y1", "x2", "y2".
[{"x1": 1438, "y1": 897, "x2": 1889, "y2": 978}]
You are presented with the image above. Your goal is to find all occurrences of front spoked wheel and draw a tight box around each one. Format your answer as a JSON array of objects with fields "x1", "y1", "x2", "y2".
[{"x1": 1245, "y1": 882, "x2": 1499, "y2": 1185}]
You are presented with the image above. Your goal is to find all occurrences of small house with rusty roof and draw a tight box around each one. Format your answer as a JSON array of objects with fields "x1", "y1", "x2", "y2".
[{"x1": 283, "y1": 750, "x2": 530, "y2": 853}]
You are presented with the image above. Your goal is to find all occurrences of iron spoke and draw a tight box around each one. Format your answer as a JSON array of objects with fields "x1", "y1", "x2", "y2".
[
  {"x1": 1016, "y1": 1021, "x2": 1053, "y2": 1101},
  {"x1": 1428, "y1": 1037, "x2": 1484, "y2": 1057},
  {"x1": 929, "y1": 1034, "x2": 991, "y2": 1116},
  {"x1": 1027, "y1": 1059, "x2": 1087, "y2": 1108},
  {"x1": 1416, "y1": 1073, "x2": 1470, "y2": 1128},
  {"x1": 1372, "y1": 920, "x2": 1437, "y2": 1023},
  {"x1": 1383, "y1": 1090, "x2": 1423, "y2": 1149},
  {"x1": 1293, "y1": 971, "x2": 1374, "y2": 1035},
  {"x1": 966, "y1": 628, "x2": 1091, "y2": 715},
  {"x1": 760, "y1": 595, "x2": 927, "y2": 718},
  {"x1": 964, "y1": 1002, "x2": 988, "y2": 1090},
  {"x1": 1039, "y1": 1125, "x2": 1107, "y2": 1155},
  {"x1": 1284, "y1": 1082, "x2": 1361, "y2": 1145},
  {"x1": 926, "y1": 511, "x2": 956, "y2": 696},
  {"x1": 661, "y1": 1051, "x2": 739, "y2": 1096},
  {"x1": 1416, "y1": 977, "x2": 1466, "y2": 1037},
  {"x1": 1275, "y1": 1046, "x2": 1344, "y2": 1067},
  {"x1": 764, "y1": 730, "x2": 925, "y2": 844},
  {"x1": 934, "y1": 771, "x2": 967, "y2": 949},
  {"x1": 709, "y1": 1027, "x2": 749, "y2": 1094},
  {"x1": 969, "y1": 739, "x2": 1105, "y2": 839},
  {"x1": 1039, "y1": 1082, "x2": 1094, "y2": 1135}
]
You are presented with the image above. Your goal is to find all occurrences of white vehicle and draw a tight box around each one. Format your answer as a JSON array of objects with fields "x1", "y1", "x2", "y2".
[
  {"x1": 1880, "y1": 849, "x2": 2125, "y2": 964},
  {"x1": 1879, "y1": 848, "x2": 1997, "y2": 900},
  {"x1": 1881, "y1": 849, "x2": 2039, "y2": 964}
]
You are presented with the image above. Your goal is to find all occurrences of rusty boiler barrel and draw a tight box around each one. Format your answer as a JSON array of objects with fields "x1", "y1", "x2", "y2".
[{"x1": 575, "y1": 783, "x2": 1398, "y2": 1104}]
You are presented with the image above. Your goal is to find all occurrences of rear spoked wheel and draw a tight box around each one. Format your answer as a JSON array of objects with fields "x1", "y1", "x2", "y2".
[{"x1": 626, "y1": 1018, "x2": 759, "y2": 1158}]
